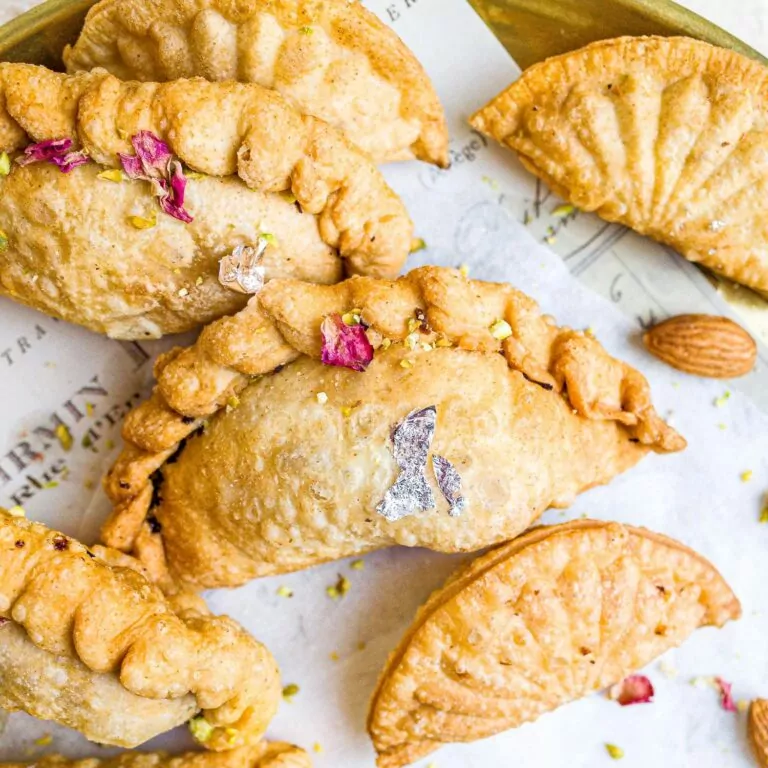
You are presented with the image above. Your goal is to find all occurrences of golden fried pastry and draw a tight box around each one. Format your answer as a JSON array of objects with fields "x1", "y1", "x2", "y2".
[
  {"x1": 368, "y1": 520, "x2": 741, "y2": 768},
  {"x1": 63, "y1": 0, "x2": 448, "y2": 167},
  {"x1": 1, "y1": 744, "x2": 311, "y2": 768},
  {"x1": 0, "y1": 64, "x2": 412, "y2": 339},
  {"x1": 471, "y1": 36, "x2": 768, "y2": 294},
  {"x1": 101, "y1": 266, "x2": 684, "y2": 590},
  {"x1": 0, "y1": 512, "x2": 280, "y2": 751}
]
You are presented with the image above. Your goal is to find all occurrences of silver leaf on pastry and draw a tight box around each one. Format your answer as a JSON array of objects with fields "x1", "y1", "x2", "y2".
[
  {"x1": 432, "y1": 454, "x2": 467, "y2": 517},
  {"x1": 218, "y1": 239, "x2": 268, "y2": 295},
  {"x1": 376, "y1": 406, "x2": 437, "y2": 522}
]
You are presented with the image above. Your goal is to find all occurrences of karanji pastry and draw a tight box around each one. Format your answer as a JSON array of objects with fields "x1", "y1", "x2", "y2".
[
  {"x1": 0, "y1": 63, "x2": 413, "y2": 339},
  {"x1": 101, "y1": 266, "x2": 685, "y2": 590},
  {"x1": 368, "y1": 520, "x2": 742, "y2": 768},
  {"x1": 0, "y1": 512, "x2": 280, "y2": 751},
  {"x1": 63, "y1": 0, "x2": 449, "y2": 167},
  {"x1": 471, "y1": 36, "x2": 768, "y2": 295},
  {"x1": 1, "y1": 744, "x2": 311, "y2": 768}
]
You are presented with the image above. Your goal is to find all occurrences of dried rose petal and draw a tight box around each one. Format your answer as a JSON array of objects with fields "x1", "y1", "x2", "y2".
[
  {"x1": 715, "y1": 677, "x2": 737, "y2": 712},
  {"x1": 321, "y1": 314, "x2": 374, "y2": 372},
  {"x1": 119, "y1": 133, "x2": 193, "y2": 223},
  {"x1": 16, "y1": 139, "x2": 90, "y2": 174},
  {"x1": 609, "y1": 675, "x2": 655, "y2": 706}
]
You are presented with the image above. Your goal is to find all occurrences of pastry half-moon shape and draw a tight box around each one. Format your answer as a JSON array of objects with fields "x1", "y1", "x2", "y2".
[
  {"x1": 0, "y1": 64, "x2": 413, "y2": 339},
  {"x1": 63, "y1": 0, "x2": 449, "y2": 167},
  {"x1": 1, "y1": 744, "x2": 311, "y2": 768},
  {"x1": 470, "y1": 36, "x2": 768, "y2": 294},
  {"x1": 0, "y1": 512, "x2": 280, "y2": 751},
  {"x1": 100, "y1": 266, "x2": 684, "y2": 590},
  {"x1": 368, "y1": 520, "x2": 742, "y2": 768}
]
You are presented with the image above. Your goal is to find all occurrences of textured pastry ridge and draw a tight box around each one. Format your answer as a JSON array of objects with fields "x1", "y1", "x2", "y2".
[
  {"x1": 1, "y1": 744, "x2": 311, "y2": 768},
  {"x1": 471, "y1": 36, "x2": 768, "y2": 294},
  {"x1": 368, "y1": 520, "x2": 742, "y2": 768},
  {"x1": 0, "y1": 513, "x2": 280, "y2": 751},
  {"x1": 101, "y1": 266, "x2": 684, "y2": 588},
  {"x1": 0, "y1": 63, "x2": 412, "y2": 339},
  {"x1": 63, "y1": 0, "x2": 448, "y2": 167}
]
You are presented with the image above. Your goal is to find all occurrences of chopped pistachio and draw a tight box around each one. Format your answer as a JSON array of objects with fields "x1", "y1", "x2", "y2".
[
  {"x1": 400, "y1": 359, "x2": 415, "y2": 369},
  {"x1": 435, "y1": 338, "x2": 453, "y2": 348},
  {"x1": 342, "y1": 311, "x2": 362, "y2": 326},
  {"x1": 178, "y1": 288, "x2": 189, "y2": 297},
  {"x1": 421, "y1": 342, "x2": 433, "y2": 352},
  {"x1": 186, "y1": 172, "x2": 206, "y2": 181},
  {"x1": 316, "y1": 392, "x2": 329, "y2": 405},
  {"x1": 585, "y1": 326, "x2": 596, "y2": 337},
  {"x1": 0, "y1": 228, "x2": 8, "y2": 252},
  {"x1": 189, "y1": 716, "x2": 215, "y2": 743},
  {"x1": 738, "y1": 699, "x2": 750, "y2": 712},
  {"x1": 226, "y1": 395, "x2": 241, "y2": 412},
  {"x1": 82, "y1": 434, "x2": 93, "y2": 449},
  {"x1": 658, "y1": 659, "x2": 678, "y2": 679},
  {"x1": 481, "y1": 175, "x2": 499, "y2": 190},
  {"x1": 106, "y1": 439, "x2": 115, "y2": 450},
  {"x1": 381, "y1": 338, "x2": 392, "y2": 350},
  {"x1": 341, "y1": 406, "x2": 353, "y2": 418},
  {"x1": 34, "y1": 735, "x2": 53, "y2": 747},
  {"x1": 327, "y1": 574, "x2": 350, "y2": 600},
  {"x1": 260, "y1": 233, "x2": 277, "y2": 245},
  {"x1": 0, "y1": 152, "x2": 10, "y2": 176},
  {"x1": 196, "y1": 276, "x2": 204, "y2": 286},
  {"x1": 405, "y1": 333, "x2": 419, "y2": 350},
  {"x1": 84, "y1": 479, "x2": 95, "y2": 490},
  {"x1": 326, "y1": 585, "x2": 340, "y2": 600},
  {"x1": 276, "y1": 585, "x2": 294, "y2": 598},
  {"x1": 544, "y1": 234, "x2": 557, "y2": 245},
  {"x1": 329, "y1": 651, "x2": 339, "y2": 661},
  {"x1": 281, "y1": 190, "x2": 297, "y2": 204},
  {"x1": 714, "y1": 391, "x2": 731, "y2": 408},
  {"x1": 407, "y1": 317, "x2": 422, "y2": 334},
  {"x1": 718, "y1": 423, "x2": 727, "y2": 431},
  {"x1": 224, "y1": 729, "x2": 239, "y2": 747},
  {"x1": 605, "y1": 744, "x2": 624, "y2": 760},
  {"x1": 299, "y1": 25, "x2": 313, "y2": 34},
  {"x1": 410, "y1": 237, "x2": 427, "y2": 253},
  {"x1": 97, "y1": 169, "x2": 124, "y2": 182},
  {"x1": 313, "y1": 743, "x2": 324, "y2": 754},
  {"x1": 43, "y1": 481, "x2": 59, "y2": 490},
  {"x1": 55, "y1": 424, "x2": 73, "y2": 451},
  {"x1": 351, "y1": 559, "x2": 365, "y2": 571},
  {"x1": 759, "y1": 506, "x2": 768, "y2": 524},
  {"x1": 282, "y1": 683, "x2": 300, "y2": 702},
  {"x1": 85, "y1": 402, "x2": 95, "y2": 417},
  {"x1": 357, "y1": 641, "x2": 367, "y2": 651},
  {"x1": 459, "y1": 264, "x2": 470, "y2": 278},
  {"x1": 129, "y1": 215, "x2": 157, "y2": 230},
  {"x1": 741, "y1": 470, "x2": 754, "y2": 482},
  {"x1": 552, "y1": 203, "x2": 575, "y2": 217},
  {"x1": 490, "y1": 319, "x2": 513, "y2": 341},
  {"x1": 7, "y1": 505, "x2": 26, "y2": 518}
]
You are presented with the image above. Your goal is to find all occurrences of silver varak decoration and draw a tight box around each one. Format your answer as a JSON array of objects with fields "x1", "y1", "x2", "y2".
[
  {"x1": 376, "y1": 407, "x2": 437, "y2": 522},
  {"x1": 218, "y1": 239, "x2": 268, "y2": 295},
  {"x1": 376, "y1": 406, "x2": 468, "y2": 521},
  {"x1": 432, "y1": 454, "x2": 467, "y2": 517}
]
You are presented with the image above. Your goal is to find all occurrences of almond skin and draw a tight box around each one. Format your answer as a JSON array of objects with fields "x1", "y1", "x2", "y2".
[
  {"x1": 749, "y1": 699, "x2": 768, "y2": 768},
  {"x1": 643, "y1": 314, "x2": 757, "y2": 379}
]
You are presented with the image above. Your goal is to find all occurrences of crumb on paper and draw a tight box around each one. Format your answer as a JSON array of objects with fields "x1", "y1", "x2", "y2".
[
  {"x1": 282, "y1": 683, "x2": 300, "y2": 702},
  {"x1": 714, "y1": 391, "x2": 731, "y2": 408}
]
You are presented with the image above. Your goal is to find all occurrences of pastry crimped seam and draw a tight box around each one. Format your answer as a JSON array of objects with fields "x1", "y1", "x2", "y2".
[
  {"x1": 63, "y1": 0, "x2": 449, "y2": 167},
  {"x1": 0, "y1": 62, "x2": 413, "y2": 279},
  {"x1": 0, "y1": 743, "x2": 311, "y2": 768},
  {"x1": 368, "y1": 519, "x2": 742, "y2": 768},
  {"x1": 101, "y1": 266, "x2": 685, "y2": 583},
  {"x1": 471, "y1": 36, "x2": 768, "y2": 294},
  {"x1": 0, "y1": 513, "x2": 280, "y2": 752}
]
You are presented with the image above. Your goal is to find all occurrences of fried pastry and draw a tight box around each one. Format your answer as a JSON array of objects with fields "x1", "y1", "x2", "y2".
[
  {"x1": 0, "y1": 512, "x2": 280, "y2": 751},
  {"x1": 101, "y1": 266, "x2": 684, "y2": 589},
  {"x1": 368, "y1": 520, "x2": 742, "y2": 768},
  {"x1": 471, "y1": 36, "x2": 768, "y2": 294},
  {"x1": 63, "y1": 0, "x2": 448, "y2": 167},
  {"x1": 0, "y1": 64, "x2": 412, "y2": 339},
  {"x1": 1, "y1": 744, "x2": 311, "y2": 768}
]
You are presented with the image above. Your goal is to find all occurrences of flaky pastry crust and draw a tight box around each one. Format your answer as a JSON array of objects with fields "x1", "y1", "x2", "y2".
[
  {"x1": 0, "y1": 513, "x2": 280, "y2": 751},
  {"x1": 64, "y1": 0, "x2": 448, "y2": 167},
  {"x1": 368, "y1": 520, "x2": 742, "y2": 768},
  {"x1": 101, "y1": 266, "x2": 684, "y2": 589},
  {"x1": 1, "y1": 744, "x2": 311, "y2": 768},
  {"x1": 471, "y1": 36, "x2": 768, "y2": 294},
  {"x1": 0, "y1": 63, "x2": 412, "y2": 338}
]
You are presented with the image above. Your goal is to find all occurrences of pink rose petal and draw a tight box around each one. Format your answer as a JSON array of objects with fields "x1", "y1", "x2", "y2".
[
  {"x1": 16, "y1": 138, "x2": 73, "y2": 166},
  {"x1": 715, "y1": 677, "x2": 737, "y2": 712},
  {"x1": 321, "y1": 314, "x2": 374, "y2": 372},
  {"x1": 52, "y1": 150, "x2": 91, "y2": 174},
  {"x1": 609, "y1": 675, "x2": 655, "y2": 706},
  {"x1": 119, "y1": 152, "x2": 145, "y2": 179}
]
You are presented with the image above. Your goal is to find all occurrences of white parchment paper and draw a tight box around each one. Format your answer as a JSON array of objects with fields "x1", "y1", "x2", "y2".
[{"x1": 1, "y1": 1, "x2": 768, "y2": 767}]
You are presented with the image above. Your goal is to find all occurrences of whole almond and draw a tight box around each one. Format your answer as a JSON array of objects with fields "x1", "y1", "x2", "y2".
[
  {"x1": 643, "y1": 314, "x2": 757, "y2": 379},
  {"x1": 749, "y1": 699, "x2": 768, "y2": 767}
]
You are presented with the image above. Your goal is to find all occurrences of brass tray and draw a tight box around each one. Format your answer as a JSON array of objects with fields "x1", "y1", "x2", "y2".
[{"x1": 1, "y1": 0, "x2": 767, "y2": 337}]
